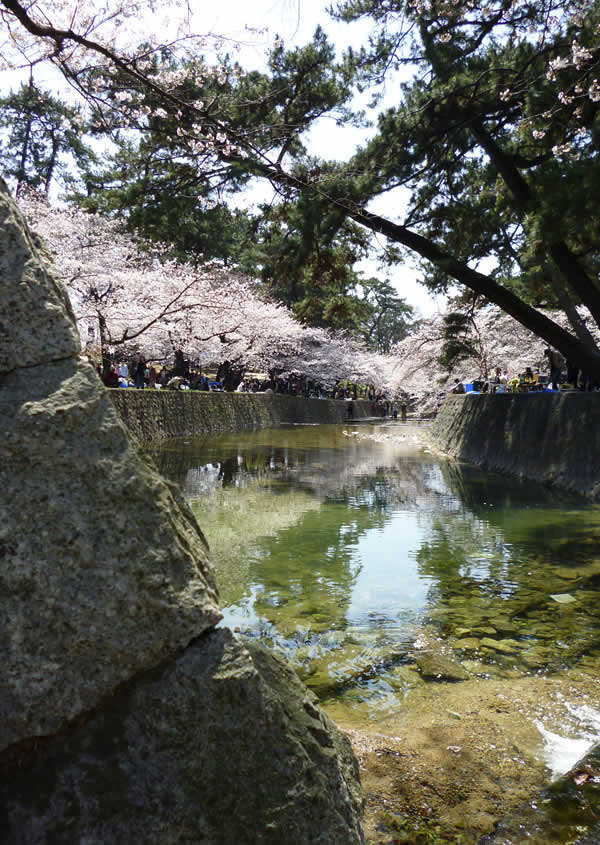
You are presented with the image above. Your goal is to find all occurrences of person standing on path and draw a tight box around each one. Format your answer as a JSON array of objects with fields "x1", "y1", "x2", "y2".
[
  {"x1": 135, "y1": 355, "x2": 146, "y2": 389},
  {"x1": 544, "y1": 348, "x2": 564, "y2": 391}
]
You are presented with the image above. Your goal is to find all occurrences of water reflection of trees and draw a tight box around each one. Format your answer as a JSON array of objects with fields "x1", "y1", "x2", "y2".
[
  {"x1": 415, "y1": 516, "x2": 519, "y2": 619},
  {"x1": 249, "y1": 503, "x2": 391, "y2": 637},
  {"x1": 150, "y1": 428, "x2": 576, "y2": 516},
  {"x1": 148, "y1": 427, "x2": 462, "y2": 506},
  {"x1": 147, "y1": 429, "x2": 467, "y2": 640},
  {"x1": 187, "y1": 481, "x2": 322, "y2": 608},
  {"x1": 149, "y1": 430, "x2": 600, "y2": 674},
  {"x1": 438, "y1": 461, "x2": 600, "y2": 566},
  {"x1": 413, "y1": 465, "x2": 600, "y2": 673}
]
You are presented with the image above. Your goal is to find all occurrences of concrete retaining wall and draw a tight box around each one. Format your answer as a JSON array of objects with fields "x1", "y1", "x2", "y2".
[
  {"x1": 428, "y1": 393, "x2": 600, "y2": 500},
  {"x1": 110, "y1": 389, "x2": 372, "y2": 442}
]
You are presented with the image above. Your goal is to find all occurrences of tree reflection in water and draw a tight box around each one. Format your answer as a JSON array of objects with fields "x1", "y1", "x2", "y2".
[{"x1": 147, "y1": 425, "x2": 600, "y2": 702}]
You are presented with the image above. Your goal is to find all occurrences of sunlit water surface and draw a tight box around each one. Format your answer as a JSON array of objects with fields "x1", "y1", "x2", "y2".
[{"x1": 149, "y1": 423, "x2": 600, "y2": 781}]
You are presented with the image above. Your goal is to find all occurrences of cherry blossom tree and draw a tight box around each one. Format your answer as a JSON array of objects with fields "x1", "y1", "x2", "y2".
[
  {"x1": 391, "y1": 303, "x2": 600, "y2": 415},
  {"x1": 20, "y1": 189, "x2": 246, "y2": 365},
  {"x1": 24, "y1": 188, "x2": 581, "y2": 408},
  {"x1": 4, "y1": 0, "x2": 600, "y2": 381},
  {"x1": 19, "y1": 189, "x2": 401, "y2": 390}
]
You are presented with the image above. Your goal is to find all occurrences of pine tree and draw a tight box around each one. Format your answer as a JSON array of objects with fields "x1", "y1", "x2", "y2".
[{"x1": 0, "y1": 78, "x2": 95, "y2": 196}]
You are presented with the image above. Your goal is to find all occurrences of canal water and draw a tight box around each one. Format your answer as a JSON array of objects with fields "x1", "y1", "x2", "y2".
[{"x1": 148, "y1": 422, "x2": 600, "y2": 837}]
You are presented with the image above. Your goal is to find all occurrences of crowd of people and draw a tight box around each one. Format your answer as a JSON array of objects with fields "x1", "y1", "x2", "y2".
[
  {"x1": 95, "y1": 351, "x2": 410, "y2": 417},
  {"x1": 450, "y1": 348, "x2": 600, "y2": 396}
]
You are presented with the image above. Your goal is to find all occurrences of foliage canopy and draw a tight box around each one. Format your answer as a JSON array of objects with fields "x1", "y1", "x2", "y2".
[{"x1": 1, "y1": 0, "x2": 600, "y2": 375}]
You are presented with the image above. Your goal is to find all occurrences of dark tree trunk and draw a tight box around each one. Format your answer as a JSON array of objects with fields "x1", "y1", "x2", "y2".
[
  {"x1": 98, "y1": 312, "x2": 112, "y2": 382},
  {"x1": 43, "y1": 132, "x2": 59, "y2": 195},
  {"x1": 347, "y1": 205, "x2": 600, "y2": 382}
]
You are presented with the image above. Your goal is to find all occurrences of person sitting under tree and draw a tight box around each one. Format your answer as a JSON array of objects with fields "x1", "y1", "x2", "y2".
[{"x1": 450, "y1": 378, "x2": 466, "y2": 394}]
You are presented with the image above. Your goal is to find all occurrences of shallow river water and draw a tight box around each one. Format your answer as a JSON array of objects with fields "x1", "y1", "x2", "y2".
[{"x1": 148, "y1": 421, "x2": 600, "y2": 842}]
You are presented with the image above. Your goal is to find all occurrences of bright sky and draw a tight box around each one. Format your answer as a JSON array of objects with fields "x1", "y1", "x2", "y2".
[
  {"x1": 199, "y1": 0, "x2": 446, "y2": 317},
  {"x1": 1, "y1": 0, "x2": 446, "y2": 316}
]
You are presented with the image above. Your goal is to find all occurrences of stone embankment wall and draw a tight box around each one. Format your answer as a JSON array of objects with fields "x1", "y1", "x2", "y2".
[
  {"x1": 110, "y1": 390, "x2": 372, "y2": 441},
  {"x1": 429, "y1": 393, "x2": 600, "y2": 500}
]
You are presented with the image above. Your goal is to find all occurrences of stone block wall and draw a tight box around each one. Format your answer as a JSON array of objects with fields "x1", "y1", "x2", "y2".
[
  {"x1": 110, "y1": 389, "x2": 373, "y2": 441},
  {"x1": 429, "y1": 393, "x2": 600, "y2": 500}
]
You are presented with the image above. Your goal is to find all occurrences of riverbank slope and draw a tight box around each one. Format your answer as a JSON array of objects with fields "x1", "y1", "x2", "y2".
[
  {"x1": 428, "y1": 393, "x2": 600, "y2": 500},
  {"x1": 110, "y1": 390, "x2": 372, "y2": 441}
]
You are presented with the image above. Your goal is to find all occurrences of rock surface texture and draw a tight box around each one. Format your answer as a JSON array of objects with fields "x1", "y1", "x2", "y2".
[
  {"x1": 413, "y1": 626, "x2": 469, "y2": 682},
  {"x1": 0, "y1": 180, "x2": 364, "y2": 843},
  {"x1": 1, "y1": 358, "x2": 222, "y2": 750},
  {"x1": 1, "y1": 630, "x2": 363, "y2": 844}
]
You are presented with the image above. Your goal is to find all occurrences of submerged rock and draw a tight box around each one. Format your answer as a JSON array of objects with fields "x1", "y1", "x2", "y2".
[
  {"x1": 413, "y1": 627, "x2": 470, "y2": 682},
  {"x1": 478, "y1": 742, "x2": 600, "y2": 845},
  {"x1": 479, "y1": 637, "x2": 523, "y2": 654},
  {"x1": 453, "y1": 637, "x2": 482, "y2": 650}
]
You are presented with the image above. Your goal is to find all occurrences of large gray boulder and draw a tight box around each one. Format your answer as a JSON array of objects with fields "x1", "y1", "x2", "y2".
[
  {"x1": 0, "y1": 358, "x2": 222, "y2": 750},
  {"x1": 0, "y1": 186, "x2": 80, "y2": 372},
  {"x1": 1, "y1": 629, "x2": 364, "y2": 844},
  {"x1": 0, "y1": 181, "x2": 364, "y2": 843},
  {"x1": 0, "y1": 177, "x2": 215, "y2": 748}
]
